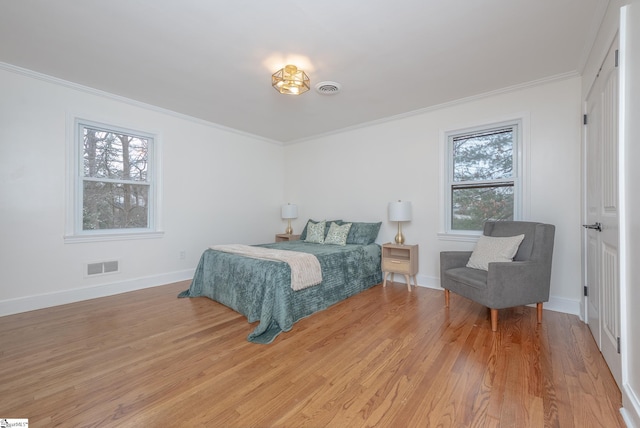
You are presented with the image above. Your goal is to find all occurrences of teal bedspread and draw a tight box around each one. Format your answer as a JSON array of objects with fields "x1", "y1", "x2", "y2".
[{"x1": 178, "y1": 241, "x2": 382, "y2": 344}]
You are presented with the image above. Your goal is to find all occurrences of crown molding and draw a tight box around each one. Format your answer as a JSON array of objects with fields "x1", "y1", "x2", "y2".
[
  {"x1": 286, "y1": 71, "x2": 580, "y2": 146},
  {"x1": 2, "y1": 61, "x2": 579, "y2": 148},
  {"x1": 0, "y1": 62, "x2": 283, "y2": 146}
]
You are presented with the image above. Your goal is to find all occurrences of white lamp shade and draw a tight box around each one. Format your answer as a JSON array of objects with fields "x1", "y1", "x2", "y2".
[
  {"x1": 388, "y1": 201, "x2": 412, "y2": 221},
  {"x1": 281, "y1": 204, "x2": 298, "y2": 219}
]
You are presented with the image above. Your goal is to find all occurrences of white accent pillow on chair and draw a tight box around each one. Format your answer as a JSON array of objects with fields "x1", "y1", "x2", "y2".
[{"x1": 466, "y1": 234, "x2": 525, "y2": 271}]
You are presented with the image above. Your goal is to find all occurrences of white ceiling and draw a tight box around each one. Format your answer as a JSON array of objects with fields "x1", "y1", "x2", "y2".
[{"x1": 0, "y1": 1, "x2": 607, "y2": 143}]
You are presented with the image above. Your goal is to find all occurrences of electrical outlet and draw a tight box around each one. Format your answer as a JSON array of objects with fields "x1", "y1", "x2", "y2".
[{"x1": 179, "y1": 250, "x2": 186, "y2": 260}]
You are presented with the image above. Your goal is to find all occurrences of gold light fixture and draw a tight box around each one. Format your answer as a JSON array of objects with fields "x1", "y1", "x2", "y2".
[{"x1": 272, "y1": 65, "x2": 310, "y2": 95}]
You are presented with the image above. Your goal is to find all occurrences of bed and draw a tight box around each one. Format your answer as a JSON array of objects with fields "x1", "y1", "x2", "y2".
[{"x1": 178, "y1": 220, "x2": 382, "y2": 344}]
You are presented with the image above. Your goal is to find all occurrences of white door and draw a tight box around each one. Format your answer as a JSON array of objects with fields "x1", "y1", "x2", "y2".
[{"x1": 584, "y1": 38, "x2": 621, "y2": 388}]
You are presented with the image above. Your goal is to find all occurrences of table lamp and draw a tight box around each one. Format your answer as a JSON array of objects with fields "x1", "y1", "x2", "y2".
[
  {"x1": 388, "y1": 200, "x2": 412, "y2": 244},
  {"x1": 281, "y1": 203, "x2": 298, "y2": 235}
]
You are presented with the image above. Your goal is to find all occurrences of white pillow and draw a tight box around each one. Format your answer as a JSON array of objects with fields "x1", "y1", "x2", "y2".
[{"x1": 466, "y1": 234, "x2": 525, "y2": 271}]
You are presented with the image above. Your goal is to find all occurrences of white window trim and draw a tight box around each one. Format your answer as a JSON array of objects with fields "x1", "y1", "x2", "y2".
[
  {"x1": 438, "y1": 115, "x2": 530, "y2": 242},
  {"x1": 64, "y1": 117, "x2": 163, "y2": 243}
]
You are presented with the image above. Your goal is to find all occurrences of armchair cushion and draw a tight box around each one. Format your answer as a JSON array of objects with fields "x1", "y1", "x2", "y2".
[
  {"x1": 446, "y1": 266, "x2": 488, "y2": 290},
  {"x1": 466, "y1": 234, "x2": 525, "y2": 271}
]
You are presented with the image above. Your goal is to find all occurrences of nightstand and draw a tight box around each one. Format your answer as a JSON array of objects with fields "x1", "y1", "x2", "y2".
[
  {"x1": 381, "y1": 243, "x2": 419, "y2": 291},
  {"x1": 275, "y1": 233, "x2": 301, "y2": 242}
]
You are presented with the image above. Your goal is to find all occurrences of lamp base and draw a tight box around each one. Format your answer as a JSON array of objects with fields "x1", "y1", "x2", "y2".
[
  {"x1": 285, "y1": 220, "x2": 293, "y2": 235},
  {"x1": 395, "y1": 223, "x2": 405, "y2": 245}
]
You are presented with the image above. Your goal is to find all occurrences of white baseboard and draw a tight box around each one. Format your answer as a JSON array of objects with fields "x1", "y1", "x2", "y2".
[
  {"x1": 0, "y1": 269, "x2": 195, "y2": 317},
  {"x1": 2, "y1": 270, "x2": 583, "y2": 319},
  {"x1": 541, "y1": 295, "x2": 581, "y2": 317},
  {"x1": 411, "y1": 273, "x2": 581, "y2": 317},
  {"x1": 622, "y1": 383, "x2": 640, "y2": 428}
]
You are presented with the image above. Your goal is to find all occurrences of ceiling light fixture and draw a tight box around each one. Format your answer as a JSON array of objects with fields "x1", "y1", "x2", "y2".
[{"x1": 272, "y1": 65, "x2": 310, "y2": 95}]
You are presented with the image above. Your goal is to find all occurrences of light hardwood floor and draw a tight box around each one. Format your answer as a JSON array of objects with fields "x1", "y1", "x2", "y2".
[{"x1": 0, "y1": 281, "x2": 624, "y2": 427}]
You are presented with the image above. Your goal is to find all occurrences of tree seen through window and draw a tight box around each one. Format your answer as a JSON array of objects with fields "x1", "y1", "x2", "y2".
[
  {"x1": 82, "y1": 126, "x2": 150, "y2": 230},
  {"x1": 450, "y1": 126, "x2": 517, "y2": 231}
]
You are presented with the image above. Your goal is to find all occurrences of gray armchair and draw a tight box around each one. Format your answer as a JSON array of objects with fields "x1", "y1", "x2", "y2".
[{"x1": 440, "y1": 221, "x2": 555, "y2": 331}]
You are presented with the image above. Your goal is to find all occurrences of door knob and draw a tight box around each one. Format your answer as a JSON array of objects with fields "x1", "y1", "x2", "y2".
[{"x1": 583, "y1": 222, "x2": 602, "y2": 232}]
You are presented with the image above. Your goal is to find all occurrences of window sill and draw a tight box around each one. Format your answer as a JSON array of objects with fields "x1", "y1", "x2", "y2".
[
  {"x1": 437, "y1": 231, "x2": 482, "y2": 243},
  {"x1": 64, "y1": 230, "x2": 164, "y2": 244}
]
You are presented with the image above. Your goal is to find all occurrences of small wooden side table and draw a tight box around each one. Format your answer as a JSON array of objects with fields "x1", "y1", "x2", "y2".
[
  {"x1": 381, "y1": 243, "x2": 419, "y2": 291},
  {"x1": 275, "y1": 233, "x2": 300, "y2": 242}
]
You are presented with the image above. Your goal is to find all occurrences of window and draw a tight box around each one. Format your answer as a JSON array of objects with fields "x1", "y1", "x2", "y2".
[
  {"x1": 445, "y1": 121, "x2": 521, "y2": 233},
  {"x1": 66, "y1": 119, "x2": 162, "y2": 242}
]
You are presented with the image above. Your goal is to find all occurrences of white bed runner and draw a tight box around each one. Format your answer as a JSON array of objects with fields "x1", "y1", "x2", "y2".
[{"x1": 209, "y1": 244, "x2": 322, "y2": 291}]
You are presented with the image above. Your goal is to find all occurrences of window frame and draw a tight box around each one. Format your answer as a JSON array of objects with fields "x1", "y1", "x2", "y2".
[
  {"x1": 65, "y1": 118, "x2": 163, "y2": 243},
  {"x1": 440, "y1": 119, "x2": 524, "y2": 239}
]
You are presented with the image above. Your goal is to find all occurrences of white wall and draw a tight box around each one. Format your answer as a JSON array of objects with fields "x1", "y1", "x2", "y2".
[
  {"x1": 621, "y1": 2, "x2": 640, "y2": 426},
  {"x1": 0, "y1": 66, "x2": 285, "y2": 315},
  {"x1": 284, "y1": 77, "x2": 583, "y2": 314}
]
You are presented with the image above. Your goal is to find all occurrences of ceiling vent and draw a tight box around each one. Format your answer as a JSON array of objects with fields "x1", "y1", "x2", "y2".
[{"x1": 315, "y1": 81, "x2": 342, "y2": 95}]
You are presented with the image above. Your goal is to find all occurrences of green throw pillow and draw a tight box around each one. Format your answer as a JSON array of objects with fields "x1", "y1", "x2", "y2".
[
  {"x1": 300, "y1": 219, "x2": 342, "y2": 240},
  {"x1": 324, "y1": 222, "x2": 352, "y2": 246},
  {"x1": 304, "y1": 220, "x2": 326, "y2": 244}
]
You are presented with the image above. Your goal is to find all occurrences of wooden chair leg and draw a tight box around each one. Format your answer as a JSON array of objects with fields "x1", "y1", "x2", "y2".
[
  {"x1": 490, "y1": 309, "x2": 498, "y2": 332},
  {"x1": 537, "y1": 302, "x2": 543, "y2": 323},
  {"x1": 444, "y1": 289, "x2": 450, "y2": 307}
]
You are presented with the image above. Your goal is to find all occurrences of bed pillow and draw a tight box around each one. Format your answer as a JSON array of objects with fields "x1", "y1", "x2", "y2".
[
  {"x1": 466, "y1": 234, "x2": 525, "y2": 271},
  {"x1": 346, "y1": 222, "x2": 382, "y2": 245},
  {"x1": 299, "y1": 219, "x2": 342, "y2": 240},
  {"x1": 304, "y1": 220, "x2": 326, "y2": 244},
  {"x1": 324, "y1": 222, "x2": 352, "y2": 246}
]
